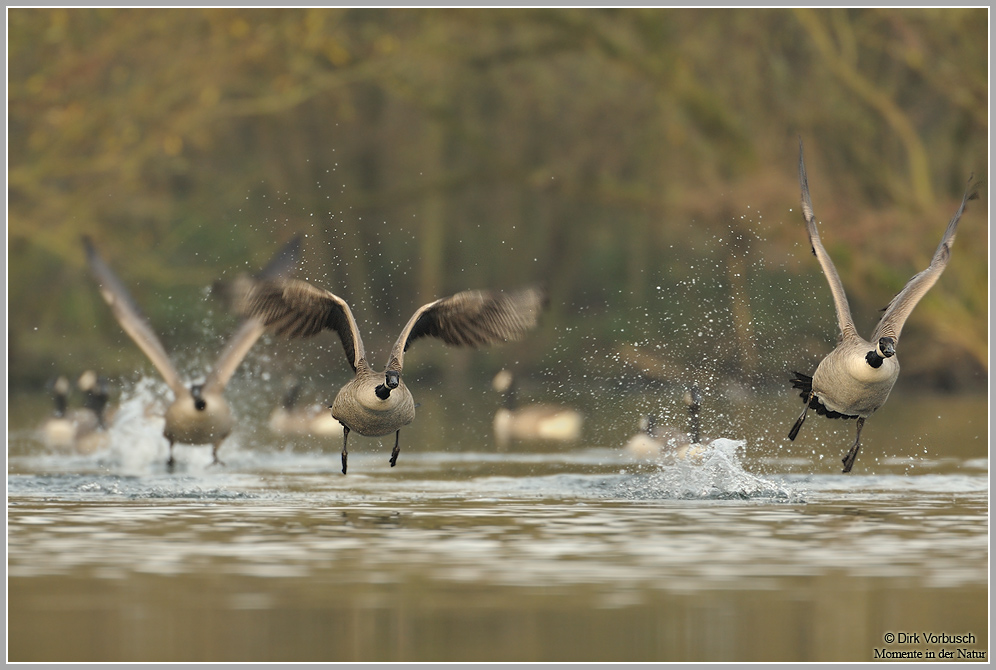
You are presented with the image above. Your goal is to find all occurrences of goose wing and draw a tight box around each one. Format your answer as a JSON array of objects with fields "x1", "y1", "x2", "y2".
[
  {"x1": 241, "y1": 278, "x2": 365, "y2": 372},
  {"x1": 389, "y1": 287, "x2": 545, "y2": 370},
  {"x1": 204, "y1": 237, "x2": 302, "y2": 394},
  {"x1": 202, "y1": 320, "x2": 266, "y2": 394},
  {"x1": 798, "y1": 140, "x2": 859, "y2": 342},
  {"x1": 256, "y1": 235, "x2": 302, "y2": 280},
  {"x1": 872, "y1": 178, "x2": 978, "y2": 342},
  {"x1": 83, "y1": 236, "x2": 186, "y2": 395}
]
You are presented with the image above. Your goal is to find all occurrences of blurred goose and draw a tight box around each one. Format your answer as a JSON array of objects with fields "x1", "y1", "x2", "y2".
[
  {"x1": 40, "y1": 376, "x2": 77, "y2": 451},
  {"x1": 268, "y1": 378, "x2": 343, "y2": 437},
  {"x1": 40, "y1": 374, "x2": 110, "y2": 454},
  {"x1": 240, "y1": 279, "x2": 545, "y2": 473},
  {"x1": 492, "y1": 369, "x2": 583, "y2": 449},
  {"x1": 788, "y1": 140, "x2": 977, "y2": 473},
  {"x1": 625, "y1": 384, "x2": 712, "y2": 461},
  {"x1": 84, "y1": 235, "x2": 300, "y2": 469},
  {"x1": 77, "y1": 370, "x2": 112, "y2": 429}
]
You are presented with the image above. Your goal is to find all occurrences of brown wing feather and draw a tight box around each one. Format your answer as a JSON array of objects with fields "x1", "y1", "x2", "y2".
[
  {"x1": 798, "y1": 139, "x2": 859, "y2": 342},
  {"x1": 82, "y1": 236, "x2": 186, "y2": 395},
  {"x1": 204, "y1": 237, "x2": 302, "y2": 393},
  {"x1": 872, "y1": 178, "x2": 979, "y2": 342},
  {"x1": 389, "y1": 287, "x2": 545, "y2": 370},
  {"x1": 242, "y1": 278, "x2": 364, "y2": 372}
]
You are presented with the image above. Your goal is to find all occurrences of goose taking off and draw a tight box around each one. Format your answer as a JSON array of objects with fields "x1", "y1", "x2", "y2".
[
  {"x1": 788, "y1": 140, "x2": 978, "y2": 473},
  {"x1": 84, "y1": 235, "x2": 300, "y2": 469},
  {"x1": 239, "y1": 279, "x2": 546, "y2": 473}
]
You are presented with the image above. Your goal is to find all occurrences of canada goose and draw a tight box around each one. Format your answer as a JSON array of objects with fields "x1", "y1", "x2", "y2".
[
  {"x1": 625, "y1": 384, "x2": 712, "y2": 461},
  {"x1": 239, "y1": 279, "x2": 545, "y2": 473},
  {"x1": 40, "y1": 376, "x2": 78, "y2": 451},
  {"x1": 492, "y1": 369, "x2": 583, "y2": 449},
  {"x1": 788, "y1": 140, "x2": 977, "y2": 473},
  {"x1": 39, "y1": 374, "x2": 110, "y2": 454},
  {"x1": 268, "y1": 378, "x2": 343, "y2": 437},
  {"x1": 83, "y1": 235, "x2": 300, "y2": 469},
  {"x1": 77, "y1": 370, "x2": 112, "y2": 429}
]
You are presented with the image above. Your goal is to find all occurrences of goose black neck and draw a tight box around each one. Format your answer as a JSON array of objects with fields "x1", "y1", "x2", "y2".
[
  {"x1": 191, "y1": 385, "x2": 207, "y2": 411},
  {"x1": 865, "y1": 350, "x2": 884, "y2": 369},
  {"x1": 54, "y1": 393, "x2": 68, "y2": 418},
  {"x1": 375, "y1": 384, "x2": 393, "y2": 400}
]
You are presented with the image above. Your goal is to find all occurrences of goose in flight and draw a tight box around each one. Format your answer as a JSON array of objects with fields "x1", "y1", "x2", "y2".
[
  {"x1": 239, "y1": 279, "x2": 546, "y2": 473},
  {"x1": 788, "y1": 140, "x2": 977, "y2": 472},
  {"x1": 84, "y1": 235, "x2": 300, "y2": 469}
]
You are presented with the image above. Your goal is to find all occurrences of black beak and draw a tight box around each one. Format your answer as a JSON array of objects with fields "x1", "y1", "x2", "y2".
[
  {"x1": 191, "y1": 384, "x2": 207, "y2": 411},
  {"x1": 385, "y1": 370, "x2": 400, "y2": 389},
  {"x1": 880, "y1": 337, "x2": 896, "y2": 358}
]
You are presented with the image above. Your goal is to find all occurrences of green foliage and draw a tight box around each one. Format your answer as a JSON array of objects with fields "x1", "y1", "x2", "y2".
[{"x1": 8, "y1": 8, "x2": 987, "y2": 391}]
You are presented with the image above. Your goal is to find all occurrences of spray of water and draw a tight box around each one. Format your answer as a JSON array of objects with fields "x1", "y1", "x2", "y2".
[{"x1": 622, "y1": 438, "x2": 799, "y2": 501}]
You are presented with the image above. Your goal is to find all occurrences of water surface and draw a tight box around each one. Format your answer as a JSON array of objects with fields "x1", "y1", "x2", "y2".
[{"x1": 7, "y1": 385, "x2": 989, "y2": 662}]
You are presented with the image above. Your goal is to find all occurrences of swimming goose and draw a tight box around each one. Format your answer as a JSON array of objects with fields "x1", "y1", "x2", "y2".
[
  {"x1": 239, "y1": 279, "x2": 545, "y2": 473},
  {"x1": 492, "y1": 369, "x2": 583, "y2": 449},
  {"x1": 77, "y1": 370, "x2": 112, "y2": 429},
  {"x1": 625, "y1": 384, "x2": 713, "y2": 461},
  {"x1": 267, "y1": 377, "x2": 343, "y2": 437},
  {"x1": 83, "y1": 235, "x2": 300, "y2": 469},
  {"x1": 39, "y1": 374, "x2": 110, "y2": 454},
  {"x1": 40, "y1": 376, "x2": 78, "y2": 451},
  {"x1": 788, "y1": 140, "x2": 977, "y2": 473}
]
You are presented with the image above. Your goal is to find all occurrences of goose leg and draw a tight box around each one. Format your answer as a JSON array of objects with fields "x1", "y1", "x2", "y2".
[
  {"x1": 341, "y1": 425, "x2": 350, "y2": 475},
  {"x1": 841, "y1": 417, "x2": 865, "y2": 473},
  {"x1": 167, "y1": 439, "x2": 176, "y2": 472},
  {"x1": 210, "y1": 441, "x2": 226, "y2": 467},
  {"x1": 788, "y1": 394, "x2": 811, "y2": 441},
  {"x1": 389, "y1": 430, "x2": 401, "y2": 467}
]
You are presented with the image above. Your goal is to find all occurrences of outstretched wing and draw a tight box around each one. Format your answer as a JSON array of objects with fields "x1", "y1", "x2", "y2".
[
  {"x1": 872, "y1": 177, "x2": 978, "y2": 342},
  {"x1": 204, "y1": 237, "x2": 302, "y2": 393},
  {"x1": 240, "y1": 278, "x2": 365, "y2": 372},
  {"x1": 203, "y1": 320, "x2": 267, "y2": 394},
  {"x1": 82, "y1": 236, "x2": 186, "y2": 395},
  {"x1": 214, "y1": 235, "x2": 301, "y2": 309},
  {"x1": 798, "y1": 139, "x2": 859, "y2": 342},
  {"x1": 389, "y1": 287, "x2": 546, "y2": 371}
]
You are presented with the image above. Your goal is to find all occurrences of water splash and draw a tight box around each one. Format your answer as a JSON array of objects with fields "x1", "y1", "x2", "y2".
[
  {"x1": 97, "y1": 377, "x2": 163, "y2": 473},
  {"x1": 95, "y1": 376, "x2": 238, "y2": 476},
  {"x1": 621, "y1": 438, "x2": 799, "y2": 501}
]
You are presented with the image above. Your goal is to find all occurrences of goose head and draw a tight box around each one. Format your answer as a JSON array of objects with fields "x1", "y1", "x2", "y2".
[
  {"x1": 51, "y1": 376, "x2": 71, "y2": 418},
  {"x1": 375, "y1": 370, "x2": 400, "y2": 400},
  {"x1": 877, "y1": 337, "x2": 896, "y2": 358},
  {"x1": 865, "y1": 337, "x2": 897, "y2": 369},
  {"x1": 190, "y1": 384, "x2": 208, "y2": 411}
]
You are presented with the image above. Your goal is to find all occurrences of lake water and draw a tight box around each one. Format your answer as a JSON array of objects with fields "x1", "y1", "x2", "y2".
[{"x1": 7, "y1": 380, "x2": 989, "y2": 662}]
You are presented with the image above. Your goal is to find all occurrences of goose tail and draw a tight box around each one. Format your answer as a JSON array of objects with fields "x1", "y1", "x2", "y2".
[{"x1": 789, "y1": 371, "x2": 813, "y2": 400}]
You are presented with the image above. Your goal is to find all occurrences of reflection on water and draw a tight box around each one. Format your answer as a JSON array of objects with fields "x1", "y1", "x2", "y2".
[{"x1": 7, "y1": 382, "x2": 989, "y2": 662}]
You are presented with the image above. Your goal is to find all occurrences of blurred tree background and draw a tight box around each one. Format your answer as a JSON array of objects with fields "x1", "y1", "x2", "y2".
[{"x1": 8, "y1": 8, "x2": 988, "y2": 404}]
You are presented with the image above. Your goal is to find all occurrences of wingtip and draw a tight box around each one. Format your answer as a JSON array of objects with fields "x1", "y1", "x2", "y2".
[
  {"x1": 525, "y1": 284, "x2": 550, "y2": 311},
  {"x1": 956, "y1": 173, "x2": 981, "y2": 204},
  {"x1": 256, "y1": 236, "x2": 303, "y2": 280}
]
